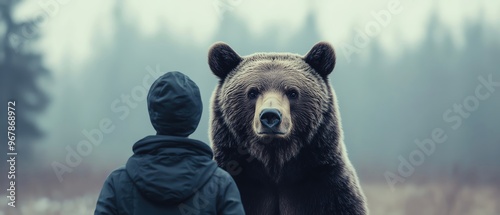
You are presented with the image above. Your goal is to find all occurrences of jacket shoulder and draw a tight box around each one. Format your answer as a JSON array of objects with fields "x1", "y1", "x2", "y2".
[
  {"x1": 210, "y1": 167, "x2": 237, "y2": 190},
  {"x1": 213, "y1": 167, "x2": 233, "y2": 180},
  {"x1": 103, "y1": 166, "x2": 133, "y2": 192},
  {"x1": 107, "y1": 166, "x2": 127, "y2": 180}
]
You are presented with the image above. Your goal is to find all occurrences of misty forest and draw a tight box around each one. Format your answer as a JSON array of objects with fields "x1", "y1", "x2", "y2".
[{"x1": 1, "y1": 0, "x2": 499, "y2": 214}]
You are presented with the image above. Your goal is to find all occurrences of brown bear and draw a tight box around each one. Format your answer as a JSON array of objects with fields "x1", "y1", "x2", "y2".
[{"x1": 208, "y1": 42, "x2": 368, "y2": 215}]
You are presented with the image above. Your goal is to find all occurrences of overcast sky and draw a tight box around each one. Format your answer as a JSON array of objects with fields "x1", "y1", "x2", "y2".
[{"x1": 13, "y1": 0, "x2": 500, "y2": 74}]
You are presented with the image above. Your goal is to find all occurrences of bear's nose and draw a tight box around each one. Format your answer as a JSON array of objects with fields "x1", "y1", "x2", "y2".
[{"x1": 259, "y1": 108, "x2": 282, "y2": 129}]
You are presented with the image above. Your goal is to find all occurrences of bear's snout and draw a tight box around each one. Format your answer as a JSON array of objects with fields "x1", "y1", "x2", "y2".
[
  {"x1": 253, "y1": 91, "x2": 292, "y2": 138},
  {"x1": 259, "y1": 108, "x2": 282, "y2": 131}
]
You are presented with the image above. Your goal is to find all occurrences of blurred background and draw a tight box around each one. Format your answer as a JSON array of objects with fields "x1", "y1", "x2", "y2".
[{"x1": 1, "y1": 0, "x2": 499, "y2": 214}]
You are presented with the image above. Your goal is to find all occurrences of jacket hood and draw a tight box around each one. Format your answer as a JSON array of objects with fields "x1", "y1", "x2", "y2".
[
  {"x1": 125, "y1": 135, "x2": 217, "y2": 204},
  {"x1": 147, "y1": 71, "x2": 202, "y2": 137}
]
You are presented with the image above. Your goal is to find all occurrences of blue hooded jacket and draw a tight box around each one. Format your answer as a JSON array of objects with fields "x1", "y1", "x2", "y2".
[{"x1": 94, "y1": 72, "x2": 245, "y2": 215}]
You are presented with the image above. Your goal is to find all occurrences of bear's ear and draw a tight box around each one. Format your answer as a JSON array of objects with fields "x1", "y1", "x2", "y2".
[
  {"x1": 208, "y1": 42, "x2": 242, "y2": 79},
  {"x1": 303, "y1": 42, "x2": 336, "y2": 78}
]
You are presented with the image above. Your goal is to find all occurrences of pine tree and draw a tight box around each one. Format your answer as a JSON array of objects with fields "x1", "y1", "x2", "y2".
[{"x1": 0, "y1": 0, "x2": 50, "y2": 160}]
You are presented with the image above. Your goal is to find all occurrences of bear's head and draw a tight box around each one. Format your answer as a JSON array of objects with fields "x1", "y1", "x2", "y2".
[{"x1": 208, "y1": 42, "x2": 339, "y2": 170}]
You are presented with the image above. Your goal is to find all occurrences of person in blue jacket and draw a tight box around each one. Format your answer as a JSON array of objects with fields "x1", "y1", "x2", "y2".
[{"x1": 94, "y1": 71, "x2": 245, "y2": 215}]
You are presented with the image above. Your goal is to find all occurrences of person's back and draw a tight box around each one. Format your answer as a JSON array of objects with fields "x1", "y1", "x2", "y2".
[{"x1": 94, "y1": 71, "x2": 245, "y2": 215}]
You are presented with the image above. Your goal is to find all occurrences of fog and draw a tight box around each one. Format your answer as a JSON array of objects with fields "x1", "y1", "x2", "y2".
[{"x1": 1, "y1": 0, "x2": 499, "y2": 214}]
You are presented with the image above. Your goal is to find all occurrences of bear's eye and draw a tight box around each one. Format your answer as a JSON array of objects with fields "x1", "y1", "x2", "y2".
[
  {"x1": 247, "y1": 89, "x2": 259, "y2": 100},
  {"x1": 286, "y1": 89, "x2": 299, "y2": 99}
]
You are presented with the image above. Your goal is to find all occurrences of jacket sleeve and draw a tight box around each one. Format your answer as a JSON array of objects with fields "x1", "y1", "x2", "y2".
[
  {"x1": 217, "y1": 172, "x2": 246, "y2": 215},
  {"x1": 94, "y1": 171, "x2": 119, "y2": 215}
]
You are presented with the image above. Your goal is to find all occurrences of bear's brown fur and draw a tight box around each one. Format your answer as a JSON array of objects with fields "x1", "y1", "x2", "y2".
[{"x1": 208, "y1": 42, "x2": 368, "y2": 215}]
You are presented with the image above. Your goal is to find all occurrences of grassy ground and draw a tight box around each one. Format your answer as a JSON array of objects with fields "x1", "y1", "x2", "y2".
[
  {"x1": 364, "y1": 183, "x2": 500, "y2": 215},
  {"x1": 1, "y1": 182, "x2": 499, "y2": 215}
]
